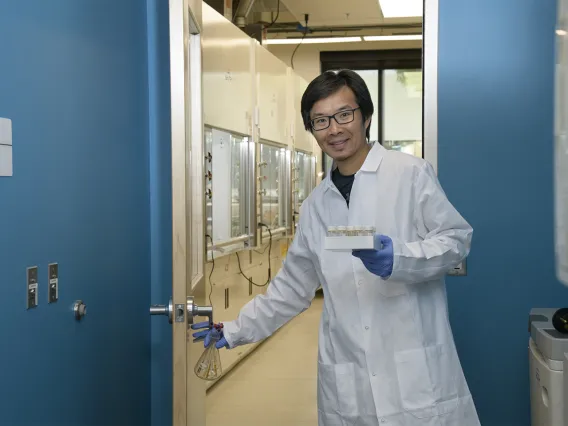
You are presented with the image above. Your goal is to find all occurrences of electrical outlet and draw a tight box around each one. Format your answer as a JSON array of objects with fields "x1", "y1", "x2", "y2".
[{"x1": 48, "y1": 263, "x2": 58, "y2": 303}]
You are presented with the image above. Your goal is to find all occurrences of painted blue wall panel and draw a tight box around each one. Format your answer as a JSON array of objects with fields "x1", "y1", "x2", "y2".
[
  {"x1": 438, "y1": 0, "x2": 568, "y2": 425},
  {"x1": 0, "y1": 1, "x2": 152, "y2": 425},
  {"x1": 146, "y1": 0, "x2": 173, "y2": 425}
]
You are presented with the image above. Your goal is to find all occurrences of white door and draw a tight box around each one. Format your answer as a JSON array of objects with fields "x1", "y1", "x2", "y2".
[{"x1": 150, "y1": 0, "x2": 208, "y2": 425}]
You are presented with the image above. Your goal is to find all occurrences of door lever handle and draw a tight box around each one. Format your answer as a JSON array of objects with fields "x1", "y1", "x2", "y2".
[
  {"x1": 187, "y1": 296, "x2": 213, "y2": 327},
  {"x1": 150, "y1": 296, "x2": 213, "y2": 328}
]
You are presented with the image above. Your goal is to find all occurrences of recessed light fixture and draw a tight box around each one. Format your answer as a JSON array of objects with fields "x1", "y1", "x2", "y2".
[
  {"x1": 264, "y1": 37, "x2": 362, "y2": 45},
  {"x1": 378, "y1": 0, "x2": 423, "y2": 18},
  {"x1": 363, "y1": 35, "x2": 422, "y2": 41}
]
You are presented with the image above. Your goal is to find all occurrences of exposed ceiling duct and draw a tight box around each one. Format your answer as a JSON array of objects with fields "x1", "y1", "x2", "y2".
[
  {"x1": 264, "y1": 22, "x2": 422, "y2": 34},
  {"x1": 228, "y1": 0, "x2": 422, "y2": 39},
  {"x1": 234, "y1": 0, "x2": 257, "y2": 27}
]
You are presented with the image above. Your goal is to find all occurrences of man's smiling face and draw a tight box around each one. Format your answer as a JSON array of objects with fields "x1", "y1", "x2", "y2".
[{"x1": 310, "y1": 85, "x2": 371, "y2": 163}]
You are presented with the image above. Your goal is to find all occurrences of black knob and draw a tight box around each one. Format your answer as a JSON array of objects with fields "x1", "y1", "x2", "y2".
[{"x1": 552, "y1": 308, "x2": 568, "y2": 334}]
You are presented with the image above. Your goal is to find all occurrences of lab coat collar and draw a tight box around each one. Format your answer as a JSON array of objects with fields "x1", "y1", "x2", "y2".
[
  {"x1": 359, "y1": 142, "x2": 384, "y2": 172},
  {"x1": 324, "y1": 142, "x2": 384, "y2": 192}
]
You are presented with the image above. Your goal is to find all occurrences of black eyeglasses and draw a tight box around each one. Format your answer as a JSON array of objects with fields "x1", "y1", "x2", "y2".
[{"x1": 310, "y1": 107, "x2": 361, "y2": 131}]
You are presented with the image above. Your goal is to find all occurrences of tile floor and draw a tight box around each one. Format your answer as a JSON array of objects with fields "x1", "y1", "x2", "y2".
[{"x1": 206, "y1": 292, "x2": 323, "y2": 426}]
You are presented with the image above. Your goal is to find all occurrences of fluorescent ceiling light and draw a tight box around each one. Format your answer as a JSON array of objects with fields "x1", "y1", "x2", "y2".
[
  {"x1": 363, "y1": 35, "x2": 422, "y2": 41},
  {"x1": 378, "y1": 0, "x2": 423, "y2": 18},
  {"x1": 264, "y1": 37, "x2": 362, "y2": 45},
  {"x1": 557, "y1": 29, "x2": 568, "y2": 36}
]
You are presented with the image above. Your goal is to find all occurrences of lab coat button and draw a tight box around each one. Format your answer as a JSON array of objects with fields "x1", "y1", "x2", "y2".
[
  {"x1": 381, "y1": 419, "x2": 386, "y2": 423},
  {"x1": 365, "y1": 326, "x2": 369, "y2": 330},
  {"x1": 372, "y1": 372, "x2": 376, "y2": 376},
  {"x1": 358, "y1": 280, "x2": 363, "y2": 286}
]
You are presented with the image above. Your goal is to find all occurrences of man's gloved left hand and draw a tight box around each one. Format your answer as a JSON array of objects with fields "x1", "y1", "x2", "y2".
[
  {"x1": 352, "y1": 234, "x2": 394, "y2": 279},
  {"x1": 191, "y1": 322, "x2": 230, "y2": 349}
]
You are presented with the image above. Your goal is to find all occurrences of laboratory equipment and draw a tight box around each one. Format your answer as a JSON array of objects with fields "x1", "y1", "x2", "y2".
[
  {"x1": 292, "y1": 150, "x2": 316, "y2": 232},
  {"x1": 528, "y1": 308, "x2": 568, "y2": 426},
  {"x1": 258, "y1": 142, "x2": 291, "y2": 234},
  {"x1": 324, "y1": 225, "x2": 377, "y2": 250},
  {"x1": 194, "y1": 325, "x2": 223, "y2": 381},
  {"x1": 204, "y1": 126, "x2": 255, "y2": 260},
  {"x1": 553, "y1": 308, "x2": 568, "y2": 334}
]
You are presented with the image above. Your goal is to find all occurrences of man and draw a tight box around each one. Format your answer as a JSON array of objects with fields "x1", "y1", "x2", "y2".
[{"x1": 193, "y1": 70, "x2": 480, "y2": 426}]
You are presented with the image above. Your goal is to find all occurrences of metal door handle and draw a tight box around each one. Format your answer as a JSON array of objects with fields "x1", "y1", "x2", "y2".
[
  {"x1": 187, "y1": 296, "x2": 213, "y2": 327},
  {"x1": 150, "y1": 298, "x2": 174, "y2": 323},
  {"x1": 150, "y1": 296, "x2": 213, "y2": 327}
]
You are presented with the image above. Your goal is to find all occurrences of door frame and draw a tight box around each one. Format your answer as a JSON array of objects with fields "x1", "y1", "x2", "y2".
[
  {"x1": 423, "y1": 0, "x2": 439, "y2": 174},
  {"x1": 168, "y1": 0, "x2": 206, "y2": 424}
]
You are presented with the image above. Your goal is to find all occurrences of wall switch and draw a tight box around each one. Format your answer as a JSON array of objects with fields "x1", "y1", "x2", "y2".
[
  {"x1": 48, "y1": 263, "x2": 58, "y2": 303},
  {"x1": 26, "y1": 266, "x2": 38, "y2": 309},
  {"x1": 0, "y1": 118, "x2": 12, "y2": 145},
  {"x1": 448, "y1": 259, "x2": 467, "y2": 276},
  {"x1": 0, "y1": 145, "x2": 12, "y2": 177},
  {"x1": 0, "y1": 118, "x2": 13, "y2": 177}
]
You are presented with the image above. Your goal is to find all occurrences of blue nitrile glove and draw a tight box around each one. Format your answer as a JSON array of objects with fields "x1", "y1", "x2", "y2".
[
  {"x1": 352, "y1": 234, "x2": 394, "y2": 279},
  {"x1": 191, "y1": 322, "x2": 230, "y2": 349}
]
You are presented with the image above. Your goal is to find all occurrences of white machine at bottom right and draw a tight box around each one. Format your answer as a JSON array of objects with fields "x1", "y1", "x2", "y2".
[{"x1": 528, "y1": 308, "x2": 568, "y2": 426}]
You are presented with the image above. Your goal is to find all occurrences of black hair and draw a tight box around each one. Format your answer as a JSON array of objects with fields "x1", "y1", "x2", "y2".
[{"x1": 301, "y1": 69, "x2": 374, "y2": 141}]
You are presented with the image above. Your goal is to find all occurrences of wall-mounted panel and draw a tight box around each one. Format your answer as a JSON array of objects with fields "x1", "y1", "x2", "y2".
[
  {"x1": 0, "y1": 1, "x2": 152, "y2": 424},
  {"x1": 202, "y1": 3, "x2": 253, "y2": 135},
  {"x1": 256, "y1": 44, "x2": 289, "y2": 146},
  {"x1": 293, "y1": 73, "x2": 316, "y2": 153}
]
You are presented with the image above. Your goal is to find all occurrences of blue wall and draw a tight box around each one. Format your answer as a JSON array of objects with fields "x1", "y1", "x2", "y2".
[
  {"x1": 0, "y1": 1, "x2": 161, "y2": 425},
  {"x1": 438, "y1": 0, "x2": 568, "y2": 425},
  {"x1": 146, "y1": 1, "x2": 174, "y2": 425}
]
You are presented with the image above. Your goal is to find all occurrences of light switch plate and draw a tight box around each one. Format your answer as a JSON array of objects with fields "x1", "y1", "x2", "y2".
[
  {"x1": 0, "y1": 145, "x2": 12, "y2": 176},
  {"x1": 27, "y1": 266, "x2": 39, "y2": 309},
  {"x1": 0, "y1": 117, "x2": 12, "y2": 146},
  {"x1": 48, "y1": 263, "x2": 58, "y2": 303},
  {"x1": 448, "y1": 259, "x2": 467, "y2": 276}
]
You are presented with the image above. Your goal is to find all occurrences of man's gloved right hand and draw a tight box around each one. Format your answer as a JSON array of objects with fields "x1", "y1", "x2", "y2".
[{"x1": 191, "y1": 322, "x2": 230, "y2": 349}]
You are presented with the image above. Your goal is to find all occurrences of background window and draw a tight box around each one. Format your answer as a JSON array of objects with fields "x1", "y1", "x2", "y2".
[
  {"x1": 383, "y1": 69, "x2": 423, "y2": 158},
  {"x1": 320, "y1": 49, "x2": 423, "y2": 177}
]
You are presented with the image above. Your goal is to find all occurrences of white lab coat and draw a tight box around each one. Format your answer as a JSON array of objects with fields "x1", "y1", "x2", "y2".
[{"x1": 223, "y1": 143, "x2": 481, "y2": 426}]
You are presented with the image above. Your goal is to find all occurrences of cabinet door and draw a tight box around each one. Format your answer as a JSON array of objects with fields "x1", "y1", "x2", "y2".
[
  {"x1": 202, "y1": 4, "x2": 253, "y2": 135},
  {"x1": 293, "y1": 74, "x2": 315, "y2": 153},
  {"x1": 256, "y1": 44, "x2": 288, "y2": 145}
]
